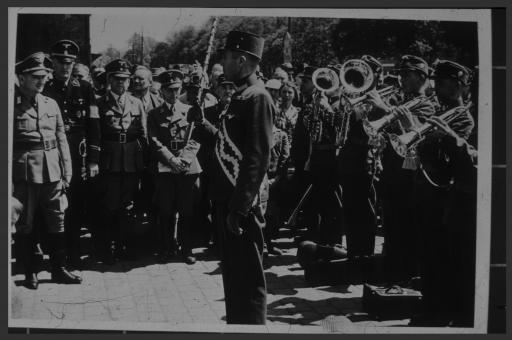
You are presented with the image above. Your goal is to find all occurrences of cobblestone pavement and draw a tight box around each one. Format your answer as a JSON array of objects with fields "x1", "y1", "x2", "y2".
[{"x1": 10, "y1": 227, "x2": 411, "y2": 332}]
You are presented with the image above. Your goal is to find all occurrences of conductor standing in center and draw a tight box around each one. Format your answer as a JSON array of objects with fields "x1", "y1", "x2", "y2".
[{"x1": 190, "y1": 31, "x2": 273, "y2": 324}]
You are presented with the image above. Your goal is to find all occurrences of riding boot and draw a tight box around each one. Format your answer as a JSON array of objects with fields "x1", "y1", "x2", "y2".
[
  {"x1": 48, "y1": 233, "x2": 82, "y2": 284},
  {"x1": 17, "y1": 233, "x2": 39, "y2": 289}
]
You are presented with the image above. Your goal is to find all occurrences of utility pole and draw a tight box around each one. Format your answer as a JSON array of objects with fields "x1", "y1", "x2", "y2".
[{"x1": 141, "y1": 25, "x2": 144, "y2": 65}]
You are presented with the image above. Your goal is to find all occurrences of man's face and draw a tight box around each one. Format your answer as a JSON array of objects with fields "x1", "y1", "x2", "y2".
[
  {"x1": 435, "y1": 77, "x2": 462, "y2": 101},
  {"x1": 268, "y1": 88, "x2": 280, "y2": 102},
  {"x1": 300, "y1": 78, "x2": 314, "y2": 96},
  {"x1": 109, "y1": 75, "x2": 130, "y2": 95},
  {"x1": 132, "y1": 69, "x2": 151, "y2": 92},
  {"x1": 221, "y1": 50, "x2": 241, "y2": 81},
  {"x1": 218, "y1": 83, "x2": 235, "y2": 105},
  {"x1": 73, "y1": 68, "x2": 89, "y2": 82},
  {"x1": 161, "y1": 86, "x2": 181, "y2": 104},
  {"x1": 52, "y1": 58, "x2": 74, "y2": 81},
  {"x1": 399, "y1": 70, "x2": 424, "y2": 93},
  {"x1": 19, "y1": 72, "x2": 48, "y2": 94}
]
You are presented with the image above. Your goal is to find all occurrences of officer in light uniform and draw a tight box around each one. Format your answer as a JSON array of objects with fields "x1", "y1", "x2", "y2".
[{"x1": 13, "y1": 52, "x2": 82, "y2": 289}]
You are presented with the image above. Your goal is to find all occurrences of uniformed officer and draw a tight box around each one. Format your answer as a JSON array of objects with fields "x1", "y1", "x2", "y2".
[
  {"x1": 366, "y1": 55, "x2": 436, "y2": 283},
  {"x1": 195, "y1": 74, "x2": 236, "y2": 253},
  {"x1": 94, "y1": 59, "x2": 147, "y2": 263},
  {"x1": 190, "y1": 30, "x2": 273, "y2": 324},
  {"x1": 406, "y1": 60, "x2": 476, "y2": 326},
  {"x1": 130, "y1": 65, "x2": 163, "y2": 226},
  {"x1": 147, "y1": 69, "x2": 201, "y2": 264},
  {"x1": 13, "y1": 52, "x2": 82, "y2": 288},
  {"x1": 43, "y1": 40, "x2": 100, "y2": 267},
  {"x1": 91, "y1": 67, "x2": 107, "y2": 99}
]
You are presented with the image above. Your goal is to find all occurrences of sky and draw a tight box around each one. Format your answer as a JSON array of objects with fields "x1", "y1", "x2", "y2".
[{"x1": 90, "y1": 8, "x2": 211, "y2": 53}]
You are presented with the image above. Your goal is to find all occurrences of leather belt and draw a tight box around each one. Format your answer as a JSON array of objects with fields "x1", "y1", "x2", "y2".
[
  {"x1": 102, "y1": 132, "x2": 139, "y2": 143},
  {"x1": 167, "y1": 140, "x2": 185, "y2": 151},
  {"x1": 14, "y1": 139, "x2": 58, "y2": 151}
]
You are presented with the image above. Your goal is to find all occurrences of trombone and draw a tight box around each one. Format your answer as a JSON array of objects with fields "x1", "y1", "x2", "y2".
[
  {"x1": 388, "y1": 101, "x2": 473, "y2": 158},
  {"x1": 363, "y1": 94, "x2": 436, "y2": 138}
]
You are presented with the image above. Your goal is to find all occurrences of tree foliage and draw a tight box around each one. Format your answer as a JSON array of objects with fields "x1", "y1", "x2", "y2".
[{"x1": 102, "y1": 16, "x2": 478, "y2": 75}]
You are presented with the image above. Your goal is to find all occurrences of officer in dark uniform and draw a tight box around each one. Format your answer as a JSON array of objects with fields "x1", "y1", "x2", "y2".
[
  {"x1": 196, "y1": 74, "x2": 236, "y2": 253},
  {"x1": 13, "y1": 52, "x2": 82, "y2": 288},
  {"x1": 366, "y1": 55, "x2": 436, "y2": 283},
  {"x1": 43, "y1": 40, "x2": 100, "y2": 267},
  {"x1": 94, "y1": 59, "x2": 147, "y2": 263},
  {"x1": 130, "y1": 65, "x2": 163, "y2": 234},
  {"x1": 406, "y1": 60, "x2": 476, "y2": 326},
  {"x1": 147, "y1": 69, "x2": 201, "y2": 264},
  {"x1": 190, "y1": 31, "x2": 273, "y2": 324}
]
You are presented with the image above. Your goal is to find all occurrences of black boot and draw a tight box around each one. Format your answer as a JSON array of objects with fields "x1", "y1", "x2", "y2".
[
  {"x1": 17, "y1": 233, "x2": 39, "y2": 289},
  {"x1": 48, "y1": 233, "x2": 82, "y2": 284}
]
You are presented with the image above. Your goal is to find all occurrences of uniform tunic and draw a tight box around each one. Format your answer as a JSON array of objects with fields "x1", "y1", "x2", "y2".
[
  {"x1": 198, "y1": 81, "x2": 273, "y2": 325},
  {"x1": 96, "y1": 91, "x2": 147, "y2": 211},
  {"x1": 414, "y1": 99, "x2": 475, "y2": 325},
  {"x1": 43, "y1": 77, "x2": 99, "y2": 258}
]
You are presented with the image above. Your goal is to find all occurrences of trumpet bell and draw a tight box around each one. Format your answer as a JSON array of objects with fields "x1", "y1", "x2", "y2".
[
  {"x1": 312, "y1": 67, "x2": 341, "y2": 94},
  {"x1": 340, "y1": 59, "x2": 375, "y2": 96},
  {"x1": 363, "y1": 118, "x2": 386, "y2": 138},
  {"x1": 389, "y1": 131, "x2": 419, "y2": 157}
]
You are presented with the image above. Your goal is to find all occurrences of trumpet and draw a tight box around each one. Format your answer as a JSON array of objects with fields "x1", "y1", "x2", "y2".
[
  {"x1": 347, "y1": 85, "x2": 399, "y2": 107},
  {"x1": 363, "y1": 94, "x2": 436, "y2": 138},
  {"x1": 388, "y1": 102, "x2": 473, "y2": 158}
]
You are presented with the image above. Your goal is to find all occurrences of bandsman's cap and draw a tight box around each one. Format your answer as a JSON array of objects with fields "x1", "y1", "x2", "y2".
[
  {"x1": 397, "y1": 55, "x2": 430, "y2": 76},
  {"x1": 218, "y1": 74, "x2": 234, "y2": 86},
  {"x1": 50, "y1": 40, "x2": 79, "y2": 63},
  {"x1": 361, "y1": 55, "x2": 383, "y2": 74},
  {"x1": 220, "y1": 31, "x2": 265, "y2": 60},
  {"x1": 105, "y1": 59, "x2": 132, "y2": 78},
  {"x1": 157, "y1": 70, "x2": 184, "y2": 89},
  {"x1": 298, "y1": 66, "x2": 316, "y2": 79},
  {"x1": 432, "y1": 60, "x2": 472, "y2": 85},
  {"x1": 15, "y1": 52, "x2": 53, "y2": 75},
  {"x1": 281, "y1": 62, "x2": 294, "y2": 72}
]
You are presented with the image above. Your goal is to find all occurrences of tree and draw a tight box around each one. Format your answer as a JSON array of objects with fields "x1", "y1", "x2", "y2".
[
  {"x1": 123, "y1": 32, "x2": 158, "y2": 66},
  {"x1": 92, "y1": 44, "x2": 122, "y2": 68}
]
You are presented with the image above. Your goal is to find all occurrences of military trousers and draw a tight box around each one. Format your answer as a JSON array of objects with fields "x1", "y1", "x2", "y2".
[
  {"x1": 215, "y1": 199, "x2": 267, "y2": 324},
  {"x1": 65, "y1": 131, "x2": 88, "y2": 260},
  {"x1": 154, "y1": 173, "x2": 199, "y2": 253},
  {"x1": 339, "y1": 172, "x2": 376, "y2": 258},
  {"x1": 98, "y1": 172, "x2": 139, "y2": 256},
  {"x1": 12, "y1": 180, "x2": 67, "y2": 235},
  {"x1": 381, "y1": 148, "x2": 420, "y2": 282}
]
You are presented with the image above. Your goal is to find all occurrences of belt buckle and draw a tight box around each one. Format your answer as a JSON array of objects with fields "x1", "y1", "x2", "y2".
[
  {"x1": 119, "y1": 133, "x2": 127, "y2": 144},
  {"x1": 43, "y1": 139, "x2": 52, "y2": 151},
  {"x1": 170, "y1": 140, "x2": 178, "y2": 151}
]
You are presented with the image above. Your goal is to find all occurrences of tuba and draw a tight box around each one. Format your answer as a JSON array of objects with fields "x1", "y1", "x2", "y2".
[
  {"x1": 363, "y1": 94, "x2": 436, "y2": 138},
  {"x1": 389, "y1": 102, "x2": 473, "y2": 158},
  {"x1": 339, "y1": 59, "x2": 375, "y2": 96},
  {"x1": 306, "y1": 67, "x2": 342, "y2": 144}
]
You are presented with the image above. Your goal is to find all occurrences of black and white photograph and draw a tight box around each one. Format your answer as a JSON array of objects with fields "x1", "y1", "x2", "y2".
[{"x1": 8, "y1": 7, "x2": 493, "y2": 333}]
